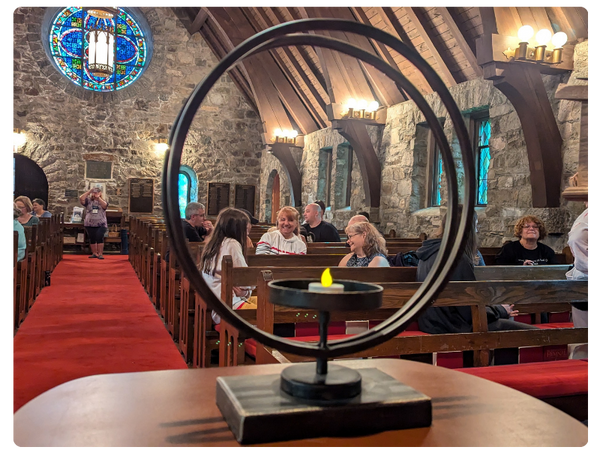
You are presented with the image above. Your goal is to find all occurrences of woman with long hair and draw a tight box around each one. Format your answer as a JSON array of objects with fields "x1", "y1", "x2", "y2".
[
  {"x1": 338, "y1": 222, "x2": 389, "y2": 267},
  {"x1": 199, "y1": 208, "x2": 254, "y2": 324}
]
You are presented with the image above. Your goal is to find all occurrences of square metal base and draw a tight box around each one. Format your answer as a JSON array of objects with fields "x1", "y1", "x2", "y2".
[{"x1": 216, "y1": 366, "x2": 432, "y2": 444}]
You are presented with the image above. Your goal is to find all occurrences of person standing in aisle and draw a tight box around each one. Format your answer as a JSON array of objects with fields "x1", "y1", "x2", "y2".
[{"x1": 80, "y1": 187, "x2": 108, "y2": 259}]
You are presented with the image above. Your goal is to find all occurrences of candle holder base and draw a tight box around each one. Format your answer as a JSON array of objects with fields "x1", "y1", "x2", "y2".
[
  {"x1": 216, "y1": 362, "x2": 432, "y2": 444},
  {"x1": 281, "y1": 363, "x2": 361, "y2": 400}
]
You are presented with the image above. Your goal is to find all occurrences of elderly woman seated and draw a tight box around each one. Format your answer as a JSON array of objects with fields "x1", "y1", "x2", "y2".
[
  {"x1": 338, "y1": 222, "x2": 389, "y2": 267},
  {"x1": 495, "y1": 215, "x2": 558, "y2": 265}
]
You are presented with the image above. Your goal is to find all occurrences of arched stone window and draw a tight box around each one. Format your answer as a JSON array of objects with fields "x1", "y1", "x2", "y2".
[
  {"x1": 317, "y1": 147, "x2": 333, "y2": 208},
  {"x1": 178, "y1": 165, "x2": 198, "y2": 218},
  {"x1": 44, "y1": 7, "x2": 152, "y2": 92},
  {"x1": 334, "y1": 143, "x2": 353, "y2": 208}
]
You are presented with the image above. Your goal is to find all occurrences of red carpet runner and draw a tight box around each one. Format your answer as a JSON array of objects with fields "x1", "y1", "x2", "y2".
[{"x1": 13, "y1": 255, "x2": 187, "y2": 412}]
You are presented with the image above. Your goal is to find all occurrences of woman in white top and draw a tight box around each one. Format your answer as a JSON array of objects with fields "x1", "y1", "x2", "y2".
[
  {"x1": 256, "y1": 206, "x2": 307, "y2": 255},
  {"x1": 199, "y1": 208, "x2": 254, "y2": 324}
]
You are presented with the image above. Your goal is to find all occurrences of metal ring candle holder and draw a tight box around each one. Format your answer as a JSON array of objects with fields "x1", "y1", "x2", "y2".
[{"x1": 163, "y1": 19, "x2": 475, "y2": 361}]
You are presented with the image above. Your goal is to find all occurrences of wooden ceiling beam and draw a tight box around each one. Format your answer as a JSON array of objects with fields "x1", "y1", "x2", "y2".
[
  {"x1": 189, "y1": 8, "x2": 209, "y2": 35},
  {"x1": 437, "y1": 7, "x2": 482, "y2": 77},
  {"x1": 250, "y1": 7, "x2": 329, "y2": 126},
  {"x1": 493, "y1": 7, "x2": 523, "y2": 37},
  {"x1": 404, "y1": 7, "x2": 457, "y2": 86},
  {"x1": 316, "y1": 7, "x2": 406, "y2": 107},
  {"x1": 272, "y1": 3, "x2": 330, "y2": 94},
  {"x1": 484, "y1": 62, "x2": 563, "y2": 207},
  {"x1": 300, "y1": 7, "x2": 387, "y2": 106},
  {"x1": 372, "y1": 7, "x2": 432, "y2": 95},
  {"x1": 477, "y1": 7, "x2": 498, "y2": 36},
  {"x1": 209, "y1": 7, "x2": 320, "y2": 136}
]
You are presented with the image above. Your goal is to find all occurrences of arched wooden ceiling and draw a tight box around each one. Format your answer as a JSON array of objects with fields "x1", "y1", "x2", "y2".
[{"x1": 171, "y1": 4, "x2": 591, "y2": 207}]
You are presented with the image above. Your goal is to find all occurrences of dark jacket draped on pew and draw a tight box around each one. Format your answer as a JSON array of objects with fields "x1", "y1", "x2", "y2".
[{"x1": 416, "y1": 239, "x2": 510, "y2": 334}]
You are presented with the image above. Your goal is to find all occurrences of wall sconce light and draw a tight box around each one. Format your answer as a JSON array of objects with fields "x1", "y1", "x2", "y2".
[
  {"x1": 273, "y1": 128, "x2": 299, "y2": 145},
  {"x1": 13, "y1": 128, "x2": 26, "y2": 152},
  {"x1": 344, "y1": 99, "x2": 379, "y2": 120},
  {"x1": 154, "y1": 138, "x2": 169, "y2": 156},
  {"x1": 504, "y1": 26, "x2": 568, "y2": 65}
]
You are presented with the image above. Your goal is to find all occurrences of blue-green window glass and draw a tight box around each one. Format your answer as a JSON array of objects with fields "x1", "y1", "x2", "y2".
[
  {"x1": 49, "y1": 7, "x2": 147, "y2": 92},
  {"x1": 431, "y1": 145, "x2": 443, "y2": 207},
  {"x1": 178, "y1": 172, "x2": 191, "y2": 219},
  {"x1": 476, "y1": 118, "x2": 491, "y2": 205}
]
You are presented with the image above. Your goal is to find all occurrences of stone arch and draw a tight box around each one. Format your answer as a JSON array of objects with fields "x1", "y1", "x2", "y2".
[{"x1": 14, "y1": 154, "x2": 49, "y2": 205}]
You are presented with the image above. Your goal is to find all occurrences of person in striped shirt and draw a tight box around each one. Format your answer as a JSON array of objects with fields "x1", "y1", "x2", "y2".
[{"x1": 256, "y1": 206, "x2": 307, "y2": 255}]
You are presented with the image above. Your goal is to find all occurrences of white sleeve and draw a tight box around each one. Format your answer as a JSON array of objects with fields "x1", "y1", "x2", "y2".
[
  {"x1": 255, "y1": 232, "x2": 273, "y2": 255},
  {"x1": 223, "y1": 239, "x2": 248, "y2": 268}
]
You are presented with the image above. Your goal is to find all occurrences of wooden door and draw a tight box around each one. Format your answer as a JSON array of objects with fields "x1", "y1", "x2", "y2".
[{"x1": 270, "y1": 173, "x2": 280, "y2": 224}]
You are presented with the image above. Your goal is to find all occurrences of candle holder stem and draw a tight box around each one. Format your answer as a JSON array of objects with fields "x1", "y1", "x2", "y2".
[{"x1": 317, "y1": 311, "x2": 330, "y2": 375}]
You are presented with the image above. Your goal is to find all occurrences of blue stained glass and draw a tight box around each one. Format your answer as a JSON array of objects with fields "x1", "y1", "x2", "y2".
[
  {"x1": 476, "y1": 118, "x2": 491, "y2": 205},
  {"x1": 48, "y1": 7, "x2": 147, "y2": 92},
  {"x1": 179, "y1": 173, "x2": 190, "y2": 219},
  {"x1": 478, "y1": 146, "x2": 490, "y2": 204},
  {"x1": 434, "y1": 153, "x2": 443, "y2": 206}
]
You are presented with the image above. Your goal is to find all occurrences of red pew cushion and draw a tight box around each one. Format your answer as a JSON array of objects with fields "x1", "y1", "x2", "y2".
[{"x1": 456, "y1": 359, "x2": 588, "y2": 399}]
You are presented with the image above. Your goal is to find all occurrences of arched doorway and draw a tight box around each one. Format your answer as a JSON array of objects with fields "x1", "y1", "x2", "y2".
[
  {"x1": 14, "y1": 154, "x2": 49, "y2": 205},
  {"x1": 271, "y1": 172, "x2": 280, "y2": 224}
]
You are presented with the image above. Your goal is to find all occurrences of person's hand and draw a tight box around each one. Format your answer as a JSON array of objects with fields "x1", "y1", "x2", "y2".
[
  {"x1": 523, "y1": 259, "x2": 536, "y2": 266},
  {"x1": 569, "y1": 172, "x2": 579, "y2": 187},
  {"x1": 502, "y1": 304, "x2": 519, "y2": 317},
  {"x1": 233, "y1": 286, "x2": 250, "y2": 298},
  {"x1": 203, "y1": 220, "x2": 214, "y2": 233}
]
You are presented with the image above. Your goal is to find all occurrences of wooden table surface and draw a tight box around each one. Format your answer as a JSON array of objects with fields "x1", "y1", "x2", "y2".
[{"x1": 14, "y1": 359, "x2": 587, "y2": 446}]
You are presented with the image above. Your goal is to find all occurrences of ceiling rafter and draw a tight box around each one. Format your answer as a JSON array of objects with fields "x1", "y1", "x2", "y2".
[
  {"x1": 312, "y1": 7, "x2": 406, "y2": 107},
  {"x1": 437, "y1": 7, "x2": 483, "y2": 78},
  {"x1": 248, "y1": 7, "x2": 329, "y2": 127},
  {"x1": 370, "y1": 7, "x2": 432, "y2": 94},
  {"x1": 274, "y1": 7, "x2": 329, "y2": 94},
  {"x1": 404, "y1": 7, "x2": 458, "y2": 86}
]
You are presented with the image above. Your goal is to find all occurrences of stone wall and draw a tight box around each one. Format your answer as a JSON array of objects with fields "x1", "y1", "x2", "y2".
[
  {"x1": 258, "y1": 41, "x2": 587, "y2": 251},
  {"x1": 14, "y1": 7, "x2": 263, "y2": 219}
]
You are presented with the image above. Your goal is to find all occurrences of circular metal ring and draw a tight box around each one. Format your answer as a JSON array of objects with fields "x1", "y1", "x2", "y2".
[{"x1": 164, "y1": 18, "x2": 475, "y2": 359}]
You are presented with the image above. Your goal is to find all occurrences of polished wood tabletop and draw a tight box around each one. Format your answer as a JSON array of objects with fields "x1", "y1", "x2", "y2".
[{"x1": 14, "y1": 359, "x2": 587, "y2": 446}]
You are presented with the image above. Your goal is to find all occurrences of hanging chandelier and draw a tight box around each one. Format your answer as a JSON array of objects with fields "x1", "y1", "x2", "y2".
[{"x1": 86, "y1": 7, "x2": 118, "y2": 78}]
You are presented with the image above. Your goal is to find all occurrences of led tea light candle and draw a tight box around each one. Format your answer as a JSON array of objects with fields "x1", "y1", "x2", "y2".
[{"x1": 308, "y1": 268, "x2": 344, "y2": 293}]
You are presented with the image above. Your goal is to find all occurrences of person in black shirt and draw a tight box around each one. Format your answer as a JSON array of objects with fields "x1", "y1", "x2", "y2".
[
  {"x1": 495, "y1": 215, "x2": 558, "y2": 265},
  {"x1": 182, "y1": 202, "x2": 213, "y2": 242},
  {"x1": 165, "y1": 202, "x2": 214, "y2": 262},
  {"x1": 301, "y1": 203, "x2": 341, "y2": 242}
]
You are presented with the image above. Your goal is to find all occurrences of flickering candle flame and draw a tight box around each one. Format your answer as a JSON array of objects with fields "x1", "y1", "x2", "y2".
[
  {"x1": 309, "y1": 268, "x2": 344, "y2": 293},
  {"x1": 321, "y1": 268, "x2": 333, "y2": 287}
]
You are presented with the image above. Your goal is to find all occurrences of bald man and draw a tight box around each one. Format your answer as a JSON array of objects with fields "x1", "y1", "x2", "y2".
[
  {"x1": 347, "y1": 214, "x2": 369, "y2": 227},
  {"x1": 302, "y1": 203, "x2": 341, "y2": 242}
]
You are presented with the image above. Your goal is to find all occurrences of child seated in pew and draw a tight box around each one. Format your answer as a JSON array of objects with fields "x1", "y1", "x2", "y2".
[
  {"x1": 338, "y1": 222, "x2": 389, "y2": 267},
  {"x1": 198, "y1": 208, "x2": 255, "y2": 324},
  {"x1": 256, "y1": 206, "x2": 307, "y2": 255}
]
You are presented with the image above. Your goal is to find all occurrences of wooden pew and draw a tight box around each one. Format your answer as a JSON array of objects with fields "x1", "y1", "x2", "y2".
[
  {"x1": 10, "y1": 231, "x2": 19, "y2": 337},
  {"x1": 479, "y1": 246, "x2": 572, "y2": 265},
  {"x1": 255, "y1": 279, "x2": 587, "y2": 367},
  {"x1": 166, "y1": 242, "x2": 203, "y2": 341},
  {"x1": 212, "y1": 262, "x2": 419, "y2": 367}
]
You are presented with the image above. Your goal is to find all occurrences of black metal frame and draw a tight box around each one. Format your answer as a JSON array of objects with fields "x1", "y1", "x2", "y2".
[{"x1": 163, "y1": 19, "x2": 475, "y2": 360}]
